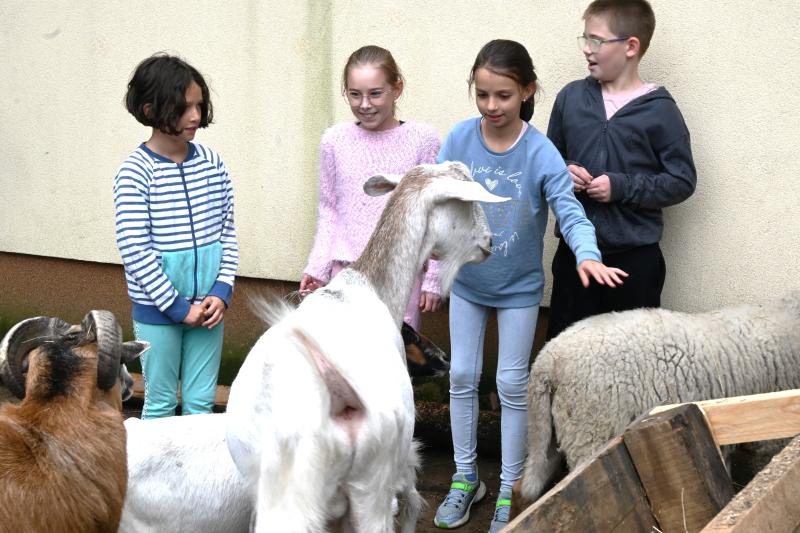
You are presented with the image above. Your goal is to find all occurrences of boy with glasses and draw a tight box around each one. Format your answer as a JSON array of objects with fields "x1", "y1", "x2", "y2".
[{"x1": 546, "y1": 0, "x2": 697, "y2": 339}]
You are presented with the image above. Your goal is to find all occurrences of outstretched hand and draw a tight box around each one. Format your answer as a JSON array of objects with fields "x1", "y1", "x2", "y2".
[{"x1": 576, "y1": 260, "x2": 628, "y2": 288}]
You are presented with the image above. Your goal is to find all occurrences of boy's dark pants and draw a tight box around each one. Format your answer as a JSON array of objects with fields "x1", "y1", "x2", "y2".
[{"x1": 546, "y1": 239, "x2": 666, "y2": 341}]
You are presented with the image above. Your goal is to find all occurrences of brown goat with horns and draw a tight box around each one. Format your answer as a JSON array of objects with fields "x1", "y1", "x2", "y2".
[{"x1": 0, "y1": 310, "x2": 148, "y2": 533}]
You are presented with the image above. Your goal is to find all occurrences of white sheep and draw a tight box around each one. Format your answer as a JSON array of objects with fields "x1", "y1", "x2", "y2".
[
  {"x1": 118, "y1": 321, "x2": 450, "y2": 533},
  {"x1": 225, "y1": 161, "x2": 507, "y2": 532},
  {"x1": 0, "y1": 311, "x2": 148, "y2": 532},
  {"x1": 519, "y1": 292, "x2": 800, "y2": 502}
]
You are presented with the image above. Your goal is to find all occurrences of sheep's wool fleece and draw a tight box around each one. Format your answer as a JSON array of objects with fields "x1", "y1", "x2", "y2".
[{"x1": 533, "y1": 293, "x2": 800, "y2": 468}]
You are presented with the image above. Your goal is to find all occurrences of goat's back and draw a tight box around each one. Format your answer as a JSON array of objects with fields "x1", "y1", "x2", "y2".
[
  {"x1": 121, "y1": 414, "x2": 250, "y2": 533},
  {"x1": 0, "y1": 401, "x2": 128, "y2": 532}
]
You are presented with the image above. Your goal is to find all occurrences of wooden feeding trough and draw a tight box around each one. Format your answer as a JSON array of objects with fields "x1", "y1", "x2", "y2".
[{"x1": 505, "y1": 389, "x2": 800, "y2": 532}]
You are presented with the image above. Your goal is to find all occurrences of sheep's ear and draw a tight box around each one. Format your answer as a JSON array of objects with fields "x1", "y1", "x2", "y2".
[
  {"x1": 430, "y1": 179, "x2": 510, "y2": 204},
  {"x1": 122, "y1": 341, "x2": 150, "y2": 363},
  {"x1": 364, "y1": 173, "x2": 403, "y2": 197}
]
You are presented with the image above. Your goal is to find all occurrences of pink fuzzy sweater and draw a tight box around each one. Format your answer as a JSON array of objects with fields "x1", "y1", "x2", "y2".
[{"x1": 304, "y1": 120, "x2": 442, "y2": 295}]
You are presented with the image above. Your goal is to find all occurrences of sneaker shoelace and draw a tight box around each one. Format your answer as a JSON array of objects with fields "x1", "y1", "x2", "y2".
[
  {"x1": 442, "y1": 487, "x2": 470, "y2": 508},
  {"x1": 493, "y1": 498, "x2": 511, "y2": 523}
]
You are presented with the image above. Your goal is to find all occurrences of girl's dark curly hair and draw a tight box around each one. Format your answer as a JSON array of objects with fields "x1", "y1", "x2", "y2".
[{"x1": 125, "y1": 53, "x2": 213, "y2": 135}]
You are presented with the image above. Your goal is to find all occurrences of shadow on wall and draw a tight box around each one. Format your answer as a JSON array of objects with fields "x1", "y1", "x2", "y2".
[{"x1": 0, "y1": 251, "x2": 550, "y2": 400}]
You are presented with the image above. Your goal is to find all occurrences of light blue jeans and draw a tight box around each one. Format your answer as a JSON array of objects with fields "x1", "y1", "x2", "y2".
[
  {"x1": 448, "y1": 291, "x2": 539, "y2": 491},
  {"x1": 134, "y1": 321, "x2": 224, "y2": 419}
]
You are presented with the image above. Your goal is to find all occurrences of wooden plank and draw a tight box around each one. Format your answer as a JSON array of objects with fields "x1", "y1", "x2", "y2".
[
  {"x1": 128, "y1": 372, "x2": 230, "y2": 407},
  {"x1": 702, "y1": 434, "x2": 800, "y2": 532},
  {"x1": 624, "y1": 404, "x2": 733, "y2": 532},
  {"x1": 649, "y1": 389, "x2": 800, "y2": 445},
  {"x1": 505, "y1": 436, "x2": 656, "y2": 532}
]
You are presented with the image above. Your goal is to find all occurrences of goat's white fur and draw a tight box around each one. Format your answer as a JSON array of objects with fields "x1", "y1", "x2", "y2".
[
  {"x1": 118, "y1": 301, "x2": 447, "y2": 532},
  {"x1": 120, "y1": 414, "x2": 250, "y2": 533},
  {"x1": 226, "y1": 161, "x2": 507, "y2": 532}
]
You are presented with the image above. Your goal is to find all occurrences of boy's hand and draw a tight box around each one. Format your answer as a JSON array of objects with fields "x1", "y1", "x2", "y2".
[
  {"x1": 586, "y1": 174, "x2": 612, "y2": 202},
  {"x1": 201, "y1": 296, "x2": 225, "y2": 329},
  {"x1": 419, "y1": 291, "x2": 442, "y2": 313},
  {"x1": 568, "y1": 164, "x2": 593, "y2": 192},
  {"x1": 576, "y1": 260, "x2": 628, "y2": 288},
  {"x1": 182, "y1": 303, "x2": 205, "y2": 327}
]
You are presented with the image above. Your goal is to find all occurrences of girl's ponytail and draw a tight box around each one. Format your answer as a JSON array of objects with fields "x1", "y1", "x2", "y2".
[{"x1": 520, "y1": 97, "x2": 534, "y2": 122}]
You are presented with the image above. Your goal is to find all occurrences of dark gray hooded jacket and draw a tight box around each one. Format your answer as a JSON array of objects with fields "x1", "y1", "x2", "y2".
[{"x1": 548, "y1": 77, "x2": 696, "y2": 252}]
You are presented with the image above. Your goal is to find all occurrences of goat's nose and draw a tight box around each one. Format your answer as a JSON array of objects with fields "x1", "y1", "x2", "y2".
[{"x1": 488, "y1": 237, "x2": 493, "y2": 249}]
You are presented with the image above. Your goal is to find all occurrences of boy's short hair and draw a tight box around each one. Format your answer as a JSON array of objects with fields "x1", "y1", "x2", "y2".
[
  {"x1": 125, "y1": 53, "x2": 213, "y2": 135},
  {"x1": 584, "y1": 0, "x2": 656, "y2": 57}
]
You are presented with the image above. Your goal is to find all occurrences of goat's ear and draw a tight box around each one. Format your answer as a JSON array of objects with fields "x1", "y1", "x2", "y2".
[
  {"x1": 430, "y1": 179, "x2": 511, "y2": 204},
  {"x1": 122, "y1": 341, "x2": 150, "y2": 363},
  {"x1": 364, "y1": 174, "x2": 403, "y2": 197}
]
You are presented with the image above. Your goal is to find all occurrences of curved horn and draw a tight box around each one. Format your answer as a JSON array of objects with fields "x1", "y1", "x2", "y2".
[
  {"x1": 81, "y1": 310, "x2": 122, "y2": 390},
  {"x1": 0, "y1": 316, "x2": 71, "y2": 398}
]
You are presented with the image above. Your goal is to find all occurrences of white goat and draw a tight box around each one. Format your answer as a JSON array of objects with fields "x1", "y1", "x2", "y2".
[
  {"x1": 118, "y1": 322, "x2": 450, "y2": 533},
  {"x1": 121, "y1": 413, "x2": 251, "y2": 533},
  {"x1": 225, "y1": 161, "x2": 507, "y2": 532}
]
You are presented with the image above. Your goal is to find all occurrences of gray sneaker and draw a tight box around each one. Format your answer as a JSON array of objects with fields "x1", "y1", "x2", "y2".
[
  {"x1": 488, "y1": 490, "x2": 512, "y2": 533},
  {"x1": 434, "y1": 472, "x2": 487, "y2": 529}
]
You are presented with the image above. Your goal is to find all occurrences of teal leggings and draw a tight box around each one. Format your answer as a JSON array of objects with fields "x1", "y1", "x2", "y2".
[{"x1": 134, "y1": 321, "x2": 224, "y2": 419}]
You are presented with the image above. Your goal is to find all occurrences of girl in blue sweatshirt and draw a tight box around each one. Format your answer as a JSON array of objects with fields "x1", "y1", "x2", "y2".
[
  {"x1": 114, "y1": 54, "x2": 238, "y2": 419},
  {"x1": 433, "y1": 40, "x2": 625, "y2": 532}
]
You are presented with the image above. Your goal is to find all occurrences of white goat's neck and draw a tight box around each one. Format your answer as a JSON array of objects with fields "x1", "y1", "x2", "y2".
[{"x1": 351, "y1": 180, "x2": 433, "y2": 328}]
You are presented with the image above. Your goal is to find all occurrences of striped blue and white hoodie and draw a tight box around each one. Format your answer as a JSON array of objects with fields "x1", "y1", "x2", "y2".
[{"x1": 114, "y1": 142, "x2": 239, "y2": 325}]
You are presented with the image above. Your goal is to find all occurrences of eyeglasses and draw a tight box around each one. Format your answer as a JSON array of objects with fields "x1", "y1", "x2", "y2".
[
  {"x1": 577, "y1": 35, "x2": 630, "y2": 53},
  {"x1": 345, "y1": 88, "x2": 391, "y2": 104}
]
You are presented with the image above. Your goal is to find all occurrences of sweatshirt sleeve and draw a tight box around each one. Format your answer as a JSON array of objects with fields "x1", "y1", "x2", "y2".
[
  {"x1": 607, "y1": 105, "x2": 697, "y2": 209},
  {"x1": 543, "y1": 164, "x2": 602, "y2": 265},
  {"x1": 207, "y1": 156, "x2": 239, "y2": 307},
  {"x1": 303, "y1": 138, "x2": 338, "y2": 283},
  {"x1": 114, "y1": 165, "x2": 188, "y2": 323}
]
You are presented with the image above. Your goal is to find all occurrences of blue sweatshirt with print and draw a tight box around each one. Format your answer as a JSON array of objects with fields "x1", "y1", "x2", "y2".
[{"x1": 438, "y1": 118, "x2": 600, "y2": 308}]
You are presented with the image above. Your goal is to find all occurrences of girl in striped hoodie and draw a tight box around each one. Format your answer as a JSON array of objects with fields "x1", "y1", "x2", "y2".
[{"x1": 114, "y1": 54, "x2": 238, "y2": 419}]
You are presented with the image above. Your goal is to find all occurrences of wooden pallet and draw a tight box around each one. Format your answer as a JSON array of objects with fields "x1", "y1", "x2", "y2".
[{"x1": 506, "y1": 389, "x2": 800, "y2": 533}]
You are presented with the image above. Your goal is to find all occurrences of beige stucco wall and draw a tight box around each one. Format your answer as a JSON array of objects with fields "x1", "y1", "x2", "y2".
[{"x1": 1, "y1": 1, "x2": 798, "y2": 312}]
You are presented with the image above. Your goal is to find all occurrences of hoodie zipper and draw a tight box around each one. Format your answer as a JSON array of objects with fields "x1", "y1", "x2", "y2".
[{"x1": 178, "y1": 161, "x2": 199, "y2": 302}]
